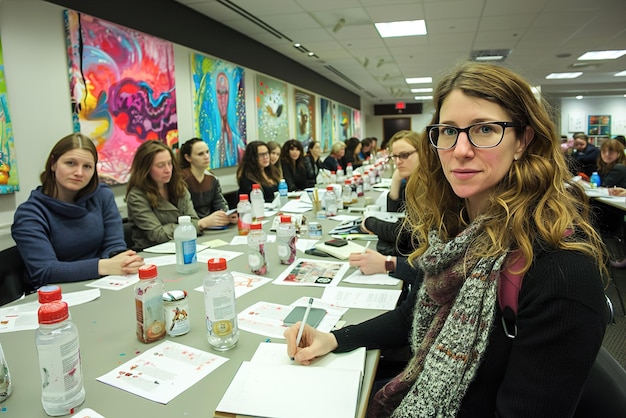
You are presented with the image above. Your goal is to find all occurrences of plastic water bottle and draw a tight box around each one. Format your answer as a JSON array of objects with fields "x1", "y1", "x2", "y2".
[
  {"x1": 346, "y1": 162, "x2": 353, "y2": 177},
  {"x1": 237, "y1": 194, "x2": 252, "y2": 235},
  {"x1": 329, "y1": 171, "x2": 336, "y2": 184},
  {"x1": 174, "y1": 215, "x2": 198, "y2": 274},
  {"x1": 277, "y1": 215, "x2": 297, "y2": 264},
  {"x1": 250, "y1": 183, "x2": 265, "y2": 220},
  {"x1": 0, "y1": 342, "x2": 12, "y2": 403},
  {"x1": 336, "y1": 165, "x2": 345, "y2": 183},
  {"x1": 135, "y1": 264, "x2": 166, "y2": 343},
  {"x1": 324, "y1": 186, "x2": 338, "y2": 217},
  {"x1": 342, "y1": 179, "x2": 353, "y2": 208},
  {"x1": 247, "y1": 222, "x2": 268, "y2": 275},
  {"x1": 35, "y1": 301, "x2": 85, "y2": 416},
  {"x1": 590, "y1": 171, "x2": 601, "y2": 188},
  {"x1": 278, "y1": 179, "x2": 289, "y2": 207},
  {"x1": 203, "y1": 258, "x2": 239, "y2": 351}
]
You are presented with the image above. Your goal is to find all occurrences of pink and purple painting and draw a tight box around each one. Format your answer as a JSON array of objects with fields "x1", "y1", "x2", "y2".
[
  {"x1": 65, "y1": 11, "x2": 177, "y2": 184},
  {"x1": 191, "y1": 52, "x2": 246, "y2": 168}
]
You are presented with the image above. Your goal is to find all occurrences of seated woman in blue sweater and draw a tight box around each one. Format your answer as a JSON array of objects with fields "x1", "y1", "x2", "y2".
[{"x1": 12, "y1": 133, "x2": 144, "y2": 289}]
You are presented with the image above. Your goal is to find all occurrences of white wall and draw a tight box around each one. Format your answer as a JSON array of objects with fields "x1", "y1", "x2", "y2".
[{"x1": 560, "y1": 96, "x2": 626, "y2": 137}]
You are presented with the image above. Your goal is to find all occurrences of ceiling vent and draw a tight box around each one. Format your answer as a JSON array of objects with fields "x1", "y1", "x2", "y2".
[
  {"x1": 470, "y1": 49, "x2": 512, "y2": 62},
  {"x1": 324, "y1": 65, "x2": 376, "y2": 98},
  {"x1": 217, "y1": 0, "x2": 292, "y2": 41}
]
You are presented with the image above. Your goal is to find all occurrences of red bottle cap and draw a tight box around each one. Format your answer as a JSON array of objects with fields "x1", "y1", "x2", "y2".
[
  {"x1": 239, "y1": 194, "x2": 249, "y2": 201},
  {"x1": 252, "y1": 183, "x2": 261, "y2": 189},
  {"x1": 38, "y1": 285, "x2": 62, "y2": 304},
  {"x1": 38, "y1": 301, "x2": 69, "y2": 324},
  {"x1": 208, "y1": 257, "x2": 227, "y2": 272},
  {"x1": 250, "y1": 222, "x2": 262, "y2": 230},
  {"x1": 138, "y1": 264, "x2": 158, "y2": 280},
  {"x1": 280, "y1": 215, "x2": 291, "y2": 223}
]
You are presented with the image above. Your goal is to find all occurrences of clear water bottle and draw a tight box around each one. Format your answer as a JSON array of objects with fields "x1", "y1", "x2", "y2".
[
  {"x1": 35, "y1": 301, "x2": 85, "y2": 416},
  {"x1": 250, "y1": 183, "x2": 265, "y2": 220},
  {"x1": 342, "y1": 179, "x2": 352, "y2": 208},
  {"x1": 324, "y1": 186, "x2": 338, "y2": 217},
  {"x1": 247, "y1": 222, "x2": 268, "y2": 275},
  {"x1": 278, "y1": 179, "x2": 289, "y2": 207},
  {"x1": 590, "y1": 171, "x2": 601, "y2": 188},
  {"x1": 135, "y1": 264, "x2": 166, "y2": 343},
  {"x1": 277, "y1": 215, "x2": 297, "y2": 265},
  {"x1": 174, "y1": 215, "x2": 198, "y2": 274},
  {"x1": 204, "y1": 258, "x2": 239, "y2": 351},
  {"x1": 237, "y1": 194, "x2": 252, "y2": 236},
  {"x1": 346, "y1": 162, "x2": 353, "y2": 178},
  {"x1": 329, "y1": 171, "x2": 336, "y2": 184},
  {"x1": 0, "y1": 342, "x2": 12, "y2": 403},
  {"x1": 336, "y1": 165, "x2": 345, "y2": 183}
]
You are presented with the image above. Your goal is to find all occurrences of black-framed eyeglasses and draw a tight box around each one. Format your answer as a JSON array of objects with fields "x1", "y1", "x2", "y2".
[
  {"x1": 427, "y1": 121, "x2": 522, "y2": 150},
  {"x1": 389, "y1": 150, "x2": 417, "y2": 161}
]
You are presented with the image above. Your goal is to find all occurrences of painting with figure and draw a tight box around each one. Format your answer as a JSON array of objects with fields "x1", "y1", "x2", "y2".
[
  {"x1": 65, "y1": 11, "x2": 177, "y2": 185},
  {"x1": 294, "y1": 89, "x2": 315, "y2": 147},
  {"x1": 320, "y1": 98, "x2": 334, "y2": 152},
  {"x1": 256, "y1": 75, "x2": 288, "y2": 143},
  {"x1": 352, "y1": 109, "x2": 362, "y2": 139},
  {"x1": 191, "y1": 52, "x2": 246, "y2": 168},
  {"x1": 0, "y1": 38, "x2": 19, "y2": 194},
  {"x1": 337, "y1": 104, "x2": 352, "y2": 141}
]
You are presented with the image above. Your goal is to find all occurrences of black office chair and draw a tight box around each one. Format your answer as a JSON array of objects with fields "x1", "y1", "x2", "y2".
[
  {"x1": 0, "y1": 246, "x2": 26, "y2": 306},
  {"x1": 122, "y1": 218, "x2": 134, "y2": 250}
]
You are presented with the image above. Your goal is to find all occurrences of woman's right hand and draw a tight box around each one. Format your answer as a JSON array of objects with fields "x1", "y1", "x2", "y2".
[
  {"x1": 99, "y1": 250, "x2": 144, "y2": 276},
  {"x1": 348, "y1": 249, "x2": 388, "y2": 275},
  {"x1": 609, "y1": 187, "x2": 626, "y2": 196},
  {"x1": 284, "y1": 322, "x2": 338, "y2": 365},
  {"x1": 199, "y1": 210, "x2": 230, "y2": 229}
]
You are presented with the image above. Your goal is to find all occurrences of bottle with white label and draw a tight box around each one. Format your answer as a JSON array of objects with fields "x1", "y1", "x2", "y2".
[
  {"x1": 247, "y1": 222, "x2": 268, "y2": 275},
  {"x1": 277, "y1": 215, "x2": 297, "y2": 264},
  {"x1": 250, "y1": 183, "x2": 265, "y2": 220},
  {"x1": 324, "y1": 186, "x2": 338, "y2": 217},
  {"x1": 204, "y1": 258, "x2": 239, "y2": 351},
  {"x1": 135, "y1": 264, "x2": 166, "y2": 343},
  {"x1": 35, "y1": 301, "x2": 85, "y2": 416},
  {"x1": 237, "y1": 194, "x2": 252, "y2": 235},
  {"x1": 174, "y1": 215, "x2": 198, "y2": 274}
]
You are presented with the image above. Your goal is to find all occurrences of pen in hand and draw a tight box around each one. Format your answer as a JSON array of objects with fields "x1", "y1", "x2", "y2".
[
  {"x1": 361, "y1": 241, "x2": 371, "y2": 254},
  {"x1": 295, "y1": 297, "x2": 314, "y2": 347}
]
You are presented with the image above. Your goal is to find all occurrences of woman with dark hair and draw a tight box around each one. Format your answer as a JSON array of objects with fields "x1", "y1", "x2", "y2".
[
  {"x1": 303, "y1": 140, "x2": 324, "y2": 187},
  {"x1": 12, "y1": 133, "x2": 143, "y2": 288},
  {"x1": 237, "y1": 141, "x2": 281, "y2": 202},
  {"x1": 343, "y1": 136, "x2": 363, "y2": 169},
  {"x1": 179, "y1": 138, "x2": 237, "y2": 229},
  {"x1": 597, "y1": 138, "x2": 626, "y2": 187},
  {"x1": 126, "y1": 140, "x2": 200, "y2": 250},
  {"x1": 286, "y1": 62, "x2": 607, "y2": 417},
  {"x1": 267, "y1": 140, "x2": 283, "y2": 177},
  {"x1": 279, "y1": 139, "x2": 307, "y2": 191}
]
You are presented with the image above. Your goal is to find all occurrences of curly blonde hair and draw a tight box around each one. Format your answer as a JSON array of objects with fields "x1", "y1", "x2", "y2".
[{"x1": 405, "y1": 62, "x2": 606, "y2": 277}]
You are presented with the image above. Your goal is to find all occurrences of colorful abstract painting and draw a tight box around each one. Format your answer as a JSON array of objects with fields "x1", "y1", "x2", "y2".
[
  {"x1": 256, "y1": 75, "x2": 288, "y2": 143},
  {"x1": 191, "y1": 52, "x2": 246, "y2": 168},
  {"x1": 352, "y1": 109, "x2": 362, "y2": 139},
  {"x1": 320, "y1": 98, "x2": 334, "y2": 152},
  {"x1": 0, "y1": 38, "x2": 19, "y2": 194},
  {"x1": 65, "y1": 11, "x2": 177, "y2": 185},
  {"x1": 337, "y1": 104, "x2": 352, "y2": 141},
  {"x1": 294, "y1": 89, "x2": 315, "y2": 148}
]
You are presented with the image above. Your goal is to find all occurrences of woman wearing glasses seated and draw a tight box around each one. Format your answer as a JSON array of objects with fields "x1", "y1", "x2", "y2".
[
  {"x1": 237, "y1": 141, "x2": 281, "y2": 202},
  {"x1": 286, "y1": 62, "x2": 607, "y2": 417},
  {"x1": 359, "y1": 130, "x2": 420, "y2": 256}
]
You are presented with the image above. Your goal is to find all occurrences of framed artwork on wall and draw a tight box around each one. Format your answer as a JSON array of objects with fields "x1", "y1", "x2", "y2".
[
  {"x1": 0, "y1": 37, "x2": 19, "y2": 194},
  {"x1": 256, "y1": 75, "x2": 288, "y2": 143},
  {"x1": 65, "y1": 11, "x2": 178, "y2": 185},
  {"x1": 294, "y1": 89, "x2": 315, "y2": 147},
  {"x1": 320, "y1": 98, "x2": 334, "y2": 152},
  {"x1": 588, "y1": 115, "x2": 611, "y2": 137},
  {"x1": 336, "y1": 104, "x2": 352, "y2": 141},
  {"x1": 191, "y1": 52, "x2": 246, "y2": 168}
]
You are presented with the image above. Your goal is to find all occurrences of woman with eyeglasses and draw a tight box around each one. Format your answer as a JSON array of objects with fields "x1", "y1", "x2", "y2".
[
  {"x1": 126, "y1": 140, "x2": 200, "y2": 250},
  {"x1": 303, "y1": 140, "x2": 324, "y2": 187},
  {"x1": 286, "y1": 62, "x2": 607, "y2": 417},
  {"x1": 279, "y1": 139, "x2": 307, "y2": 191},
  {"x1": 237, "y1": 141, "x2": 281, "y2": 202}
]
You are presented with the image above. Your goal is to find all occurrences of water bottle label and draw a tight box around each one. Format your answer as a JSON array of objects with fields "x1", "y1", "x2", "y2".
[
  {"x1": 181, "y1": 240, "x2": 197, "y2": 264},
  {"x1": 278, "y1": 242, "x2": 290, "y2": 258},
  {"x1": 37, "y1": 336, "x2": 82, "y2": 395}
]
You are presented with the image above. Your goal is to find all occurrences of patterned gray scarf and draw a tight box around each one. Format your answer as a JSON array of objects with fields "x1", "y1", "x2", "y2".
[{"x1": 368, "y1": 220, "x2": 507, "y2": 417}]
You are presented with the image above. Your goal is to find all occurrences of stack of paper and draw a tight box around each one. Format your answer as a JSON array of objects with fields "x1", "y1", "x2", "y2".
[{"x1": 214, "y1": 343, "x2": 365, "y2": 418}]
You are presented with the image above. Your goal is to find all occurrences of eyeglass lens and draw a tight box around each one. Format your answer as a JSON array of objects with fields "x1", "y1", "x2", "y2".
[{"x1": 429, "y1": 122, "x2": 508, "y2": 149}]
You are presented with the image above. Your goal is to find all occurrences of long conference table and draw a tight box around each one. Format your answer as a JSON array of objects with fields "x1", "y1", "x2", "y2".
[{"x1": 0, "y1": 187, "x2": 397, "y2": 418}]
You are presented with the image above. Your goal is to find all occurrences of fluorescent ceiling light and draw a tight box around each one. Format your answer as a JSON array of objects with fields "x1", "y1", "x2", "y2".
[
  {"x1": 545, "y1": 72, "x2": 582, "y2": 79},
  {"x1": 576, "y1": 95, "x2": 583, "y2": 100},
  {"x1": 578, "y1": 50, "x2": 626, "y2": 60},
  {"x1": 475, "y1": 55, "x2": 504, "y2": 61},
  {"x1": 615, "y1": 70, "x2": 626, "y2": 76},
  {"x1": 414, "y1": 95, "x2": 433, "y2": 100},
  {"x1": 410, "y1": 88, "x2": 433, "y2": 93},
  {"x1": 375, "y1": 20, "x2": 427, "y2": 38},
  {"x1": 406, "y1": 77, "x2": 432, "y2": 84}
]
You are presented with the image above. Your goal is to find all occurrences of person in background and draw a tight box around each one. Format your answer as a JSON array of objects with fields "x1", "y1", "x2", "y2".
[
  {"x1": 267, "y1": 140, "x2": 282, "y2": 177},
  {"x1": 303, "y1": 140, "x2": 324, "y2": 187},
  {"x1": 12, "y1": 133, "x2": 144, "y2": 289},
  {"x1": 571, "y1": 132, "x2": 600, "y2": 178},
  {"x1": 597, "y1": 138, "x2": 626, "y2": 187},
  {"x1": 370, "y1": 137, "x2": 379, "y2": 157},
  {"x1": 359, "y1": 137, "x2": 373, "y2": 160},
  {"x1": 126, "y1": 140, "x2": 200, "y2": 250},
  {"x1": 179, "y1": 138, "x2": 237, "y2": 229},
  {"x1": 358, "y1": 130, "x2": 420, "y2": 256},
  {"x1": 237, "y1": 140, "x2": 280, "y2": 202},
  {"x1": 343, "y1": 137, "x2": 363, "y2": 169},
  {"x1": 285, "y1": 62, "x2": 607, "y2": 417},
  {"x1": 279, "y1": 139, "x2": 307, "y2": 191},
  {"x1": 323, "y1": 141, "x2": 346, "y2": 172}
]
